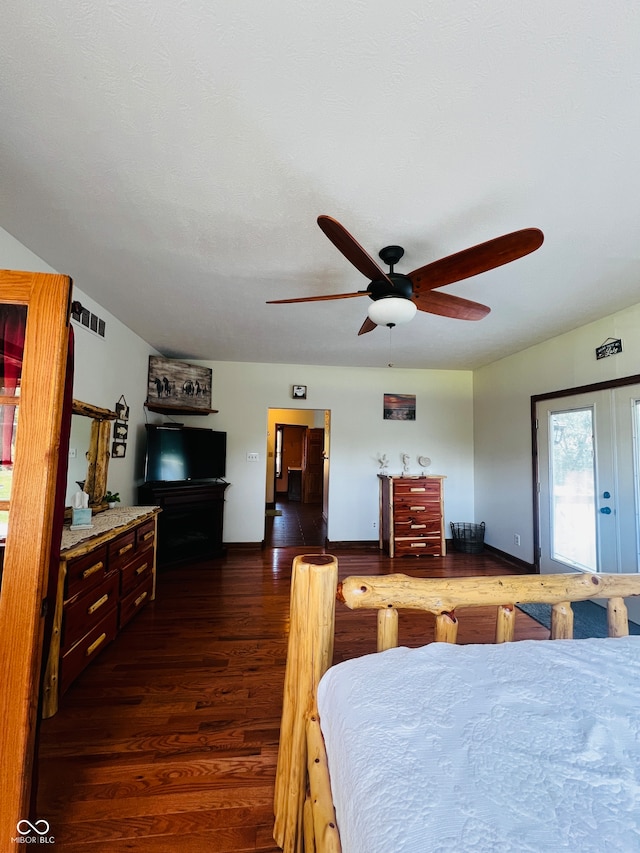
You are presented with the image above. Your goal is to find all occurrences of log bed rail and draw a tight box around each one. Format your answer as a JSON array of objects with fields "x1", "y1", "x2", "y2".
[{"x1": 273, "y1": 555, "x2": 640, "y2": 853}]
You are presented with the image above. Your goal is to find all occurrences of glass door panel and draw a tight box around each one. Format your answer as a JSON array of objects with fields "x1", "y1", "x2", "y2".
[{"x1": 549, "y1": 407, "x2": 596, "y2": 571}]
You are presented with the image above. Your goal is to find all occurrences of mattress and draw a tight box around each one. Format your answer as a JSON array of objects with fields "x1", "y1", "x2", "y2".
[{"x1": 317, "y1": 637, "x2": 640, "y2": 853}]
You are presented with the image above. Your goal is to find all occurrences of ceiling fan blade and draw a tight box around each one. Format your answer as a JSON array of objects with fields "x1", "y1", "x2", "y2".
[
  {"x1": 357, "y1": 316, "x2": 377, "y2": 336},
  {"x1": 318, "y1": 215, "x2": 394, "y2": 286},
  {"x1": 409, "y1": 228, "x2": 544, "y2": 293},
  {"x1": 267, "y1": 291, "x2": 367, "y2": 304},
  {"x1": 413, "y1": 290, "x2": 491, "y2": 321}
]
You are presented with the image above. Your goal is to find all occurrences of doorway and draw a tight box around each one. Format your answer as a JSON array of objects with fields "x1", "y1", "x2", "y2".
[
  {"x1": 535, "y1": 383, "x2": 640, "y2": 576},
  {"x1": 265, "y1": 408, "x2": 329, "y2": 547}
]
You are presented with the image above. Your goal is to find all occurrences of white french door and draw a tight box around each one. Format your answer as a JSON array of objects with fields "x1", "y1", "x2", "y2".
[{"x1": 537, "y1": 384, "x2": 640, "y2": 576}]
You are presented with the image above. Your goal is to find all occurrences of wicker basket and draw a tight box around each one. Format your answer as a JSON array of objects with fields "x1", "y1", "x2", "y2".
[{"x1": 450, "y1": 522, "x2": 485, "y2": 554}]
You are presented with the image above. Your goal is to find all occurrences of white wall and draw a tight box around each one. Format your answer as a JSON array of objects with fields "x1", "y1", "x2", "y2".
[
  {"x1": 67, "y1": 287, "x2": 162, "y2": 504},
  {"x1": 0, "y1": 226, "x2": 160, "y2": 506},
  {"x1": 474, "y1": 301, "x2": 640, "y2": 563},
  {"x1": 179, "y1": 362, "x2": 475, "y2": 544}
]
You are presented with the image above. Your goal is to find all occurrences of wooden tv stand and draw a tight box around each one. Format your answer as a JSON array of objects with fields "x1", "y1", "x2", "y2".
[{"x1": 138, "y1": 480, "x2": 229, "y2": 566}]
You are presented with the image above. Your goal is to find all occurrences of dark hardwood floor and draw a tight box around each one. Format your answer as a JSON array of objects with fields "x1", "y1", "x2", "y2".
[
  {"x1": 36, "y1": 536, "x2": 547, "y2": 851},
  {"x1": 264, "y1": 497, "x2": 326, "y2": 547}
]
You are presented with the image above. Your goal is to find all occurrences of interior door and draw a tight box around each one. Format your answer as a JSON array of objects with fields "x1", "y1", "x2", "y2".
[
  {"x1": 0, "y1": 271, "x2": 71, "y2": 843},
  {"x1": 302, "y1": 427, "x2": 324, "y2": 504},
  {"x1": 537, "y1": 385, "x2": 640, "y2": 576}
]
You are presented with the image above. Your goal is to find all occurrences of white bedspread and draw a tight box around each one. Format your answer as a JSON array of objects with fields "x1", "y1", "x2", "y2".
[{"x1": 317, "y1": 637, "x2": 640, "y2": 852}]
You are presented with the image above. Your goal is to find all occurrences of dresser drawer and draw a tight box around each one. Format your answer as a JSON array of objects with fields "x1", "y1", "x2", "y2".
[
  {"x1": 65, "y1": 545, "x2": 108, "y2": 601},
  {"x1": 394, "y1": 538, "x2": 442, "y2": 556},
  {"x1": 136, "y1": 518, "x2": 156, "y2": 551},
  {"x1": 393, "y1": 479, "x2": 441, "y2": 498},
  {"x1": 108, "y1": 529, "x2": 137, "y2": 573},
  {"x1": 121, "y1": 550, "x2": 154, "y2": 596},
  {"x1": 119, "y1": 573, "x2": 153, "y2": 629},
  {"x1": 60, "y1": 606, "x2": 118, "y2": 695},
  {"x1": 394, "y1": 516, "x2": 442, "y2": 535},
  {"x1": 63, "y1": 571, "x2": 119, "y2": 650}
]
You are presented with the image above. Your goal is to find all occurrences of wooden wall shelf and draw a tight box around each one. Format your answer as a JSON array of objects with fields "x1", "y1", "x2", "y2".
[{"x1": 144, "y1": 402, "x2": 218, "y2": 416}]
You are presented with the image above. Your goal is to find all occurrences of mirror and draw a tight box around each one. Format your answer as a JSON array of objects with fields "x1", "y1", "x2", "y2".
[{"x1": 65, "y1": 400, "x2": 117, "y2": 508}]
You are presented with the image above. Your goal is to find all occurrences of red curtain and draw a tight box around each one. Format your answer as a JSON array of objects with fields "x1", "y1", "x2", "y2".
[{"x1": 0, "y1": 305, "x2": 27, "y2": 464}]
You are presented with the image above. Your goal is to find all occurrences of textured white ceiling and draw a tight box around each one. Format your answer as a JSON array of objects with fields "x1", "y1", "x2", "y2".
[{"x1": 2, "y1": 1, "x2": 640, "y2": 369}]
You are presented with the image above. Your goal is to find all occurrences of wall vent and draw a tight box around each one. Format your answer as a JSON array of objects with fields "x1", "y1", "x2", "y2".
[{"x1": 71, "y1": 301, "x2": 105, "y2": 338}]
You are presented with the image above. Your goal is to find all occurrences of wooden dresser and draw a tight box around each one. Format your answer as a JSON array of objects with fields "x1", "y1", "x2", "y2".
[
  {"x1": 42, "y1": 506, "x2": 160, "y2": 717},
  {"x1": 378, "y1": 475, "x2": 446, "y2": 557}
]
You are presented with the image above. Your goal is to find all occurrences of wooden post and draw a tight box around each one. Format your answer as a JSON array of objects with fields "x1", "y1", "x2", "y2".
[
  {"x1": 607, "y1": 597, "x2": 629, "y2": 637},
  {"x1": 551, "y1": 601, "x2": 574, "y2": 639},
  {"x1": 435, "y1": 611, "x2": 458, "y2": 643},
  {"x1": 495, "y1": 604, "x2": 515, "y2": 643},
  {"x1": 306, "y1": 713, "x2": 342, "y2": 853},
  {"x1": 377, "y1": 607, "x2": 399, "y2": 651},
  {"x1": 274, "y1": 555, "x2": 338, "y2": 853},
  {"x1": 41, "y1": 562, "x2": 67, "y2": 718}
]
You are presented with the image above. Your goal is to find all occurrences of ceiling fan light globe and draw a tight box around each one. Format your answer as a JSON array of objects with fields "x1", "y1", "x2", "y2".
[{"x1": 367, "y1": 296, "x2": 417, "y2": 327}]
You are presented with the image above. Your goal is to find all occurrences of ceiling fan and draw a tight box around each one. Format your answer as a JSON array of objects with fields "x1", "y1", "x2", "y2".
[{"x1": 267, "y1": 216, "x2": 544, "y2": 335}]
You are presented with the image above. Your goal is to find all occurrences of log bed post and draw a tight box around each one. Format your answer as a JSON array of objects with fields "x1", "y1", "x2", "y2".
[
  {"x1": 377, "y1": 607, "x2": 399, "y2": 651},
  {"x1": 274, "y1": 554, "x2": 338, "y2": 853}
]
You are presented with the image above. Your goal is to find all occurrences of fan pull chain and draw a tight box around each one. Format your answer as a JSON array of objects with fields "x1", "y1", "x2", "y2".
[{"x1": 388, "y1": 325, "x2": 394, "y2": 368}]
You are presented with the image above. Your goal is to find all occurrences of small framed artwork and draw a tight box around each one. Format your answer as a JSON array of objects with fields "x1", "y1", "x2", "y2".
[
  {"x1": 111, "y1": 441, "x2": 127, "y2": 459},
  {"x1": 115, "y1": 395, "x2": 129, "y2": 421},
  {"x1": 113, "y1": 421, "x2": 129, "y2": 441},
  {"x1": 383, "y1": 393, "x2": 416, "y2": 421},
  {"x1": 292, "y1": 385, "x2": 307, "y2": 400}
]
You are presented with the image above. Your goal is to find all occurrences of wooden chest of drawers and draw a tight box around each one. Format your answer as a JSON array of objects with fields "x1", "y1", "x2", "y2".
[
  {"x1": 43, "y1": 507, "x2": 159, "y2": 717},
  {"x1": 379, "y1": 475, "x2": 446, "y2": 557}
]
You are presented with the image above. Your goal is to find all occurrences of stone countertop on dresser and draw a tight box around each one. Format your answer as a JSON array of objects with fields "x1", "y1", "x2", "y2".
[{"x1": 61, "y1": 506, "x2": 160, "y2": 556}]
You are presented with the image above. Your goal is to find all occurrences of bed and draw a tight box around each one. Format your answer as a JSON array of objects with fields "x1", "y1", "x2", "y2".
[{"x1": 273, "y1": 554, "x2": 640, "y2": 853}]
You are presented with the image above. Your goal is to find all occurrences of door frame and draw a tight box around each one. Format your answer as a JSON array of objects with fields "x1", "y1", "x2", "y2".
[
  {"x1": 0, "y1": 271, "x2": 71, "y2": 841},
  {"x1": 531, "y1": 372, "x2": 640, "y2": 571}
]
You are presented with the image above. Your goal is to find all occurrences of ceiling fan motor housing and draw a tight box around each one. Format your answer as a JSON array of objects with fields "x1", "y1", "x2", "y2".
[{"x1": 368, "y1": 273, "x2": 413, "y2": 301}]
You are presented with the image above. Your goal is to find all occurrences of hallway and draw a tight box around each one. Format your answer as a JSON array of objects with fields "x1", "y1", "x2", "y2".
[{"x1": 264, "y1": 498, "x2": 327, "y2": 547}]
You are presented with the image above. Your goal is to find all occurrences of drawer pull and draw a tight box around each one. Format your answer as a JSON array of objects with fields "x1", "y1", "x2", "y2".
[
  {"x1": 410, "y1": 487, "x2": 426, "y2": 492},
  {"x1": 86, "y1": 632, "x2": 107, "y2": 656},
  {"x1": 135, "y1": 563, "x2": 149, "y2": 576},
  {"x1": 118, "y1": 542, "x2": 134, "y2": 556},
  {"x1": 134, "y1": 591, "x2": 148, "y2": 607},
  {"x1": 87, "y1": 593, "x2": 109, "y2": 615},
  {"x1": 142, "y1": 531, "x2": 154, "y2": 541},
  {"x1": 82, "y1": 561, "x2": 103, "y2": 580},
  {"x1": 410, "y1": 542, "x2": 427, "y2": 548},
  {"x1": 409, "y1": 505, "x2": 426, "y2": 511},
  {"x1": 411, "y1": 524, "x2": 426, "y2": 529}
]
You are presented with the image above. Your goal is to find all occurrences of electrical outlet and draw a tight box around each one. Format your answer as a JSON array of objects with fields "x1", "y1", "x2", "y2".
[
  {"x1": 246, "y1": 452, "x2": 259, "y2": 462},
  {"x1": 514, "y1": 533, "x2": 521, "y2": 546},
  {"x1": 69, "y1": 448, "x2": 77, "y2": 458},
  {"x1": 372, "y1": 521, "x2": 377, "y2": 529}
]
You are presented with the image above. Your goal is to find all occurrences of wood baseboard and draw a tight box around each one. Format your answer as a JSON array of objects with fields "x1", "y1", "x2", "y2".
[
  {"x1": 325, "y1": 540, "x2": 379, "y2": 550},
  {"x1": 482, "y1": 542, "x2": 536, "y2": 573}
]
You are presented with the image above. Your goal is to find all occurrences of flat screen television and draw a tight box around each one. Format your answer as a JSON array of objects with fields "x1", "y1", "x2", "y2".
[{"x1": 144, "y1": 424, "x2": 226, "y2": 482}]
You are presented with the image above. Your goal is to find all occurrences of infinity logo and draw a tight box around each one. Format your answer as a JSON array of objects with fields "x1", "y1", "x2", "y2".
[{"x1": 16, "y1": 820, "x2": 50, "y2": 836}]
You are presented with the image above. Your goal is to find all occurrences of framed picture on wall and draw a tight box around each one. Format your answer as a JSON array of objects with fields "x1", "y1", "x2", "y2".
[
  {"x1": 383, "y1": 393, "x2": 416, "y2": 421},
  {"x1": 147, "y1": 356, "x2": 213, "y2": 410},
  {"x1": 112, "y1": 441, "x2": 127, "y2": 459},
  {"x1": 113, "y1": 421, "x2": 128, "y2": 441}
]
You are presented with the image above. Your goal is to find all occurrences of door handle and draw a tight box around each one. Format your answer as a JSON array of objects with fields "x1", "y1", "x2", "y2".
[{"x1": 600, "y1": 506, "x2": 612, "y2": 514}]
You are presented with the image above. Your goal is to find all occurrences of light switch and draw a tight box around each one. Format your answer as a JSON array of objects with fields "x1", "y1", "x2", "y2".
[{"x1": 246, "y1": 452, "x2": 259, "y2": 462}]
